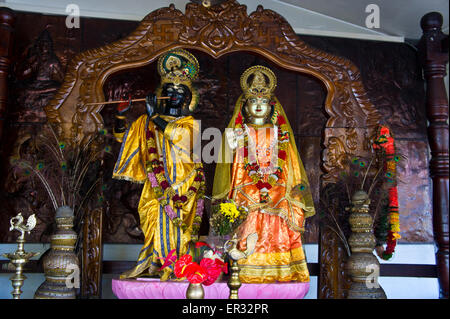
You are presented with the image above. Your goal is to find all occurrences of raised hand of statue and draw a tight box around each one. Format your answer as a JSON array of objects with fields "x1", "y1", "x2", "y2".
[
  {"x1": 113, "y1": 94, "x2": 132, "y2": 142},
  {"x1": 117, "y1": 94, "x2": 132, "y2": 115},
  {"x1": 145, "y1": 92, "x2": 158, "y2": 117}
]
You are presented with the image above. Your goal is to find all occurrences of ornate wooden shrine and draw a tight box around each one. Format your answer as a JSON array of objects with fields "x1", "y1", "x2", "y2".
[
  {"x1": 41, "y1": 0, "x2": 381, "y2": 298},
  {"x1": 0, "y1": 1, "x2": 447, "y2": 299}
]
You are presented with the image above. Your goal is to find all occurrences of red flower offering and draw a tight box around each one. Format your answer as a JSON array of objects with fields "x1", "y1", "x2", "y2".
[
  {"x1": 173, "y1": 254, "x2": 226, "y2": 285},
  {"x1": 200, "y1": 258, "x2": 222, "y2": 286},
  {"x1": 174, "y1": 254, "x2": 194, "y2": 278},
  {"x1": 214, "y1": 258, "x2": 228, "y2": 274},
  {"x1": 186, "y1": 263, "x2": 207, "y2": 284}
]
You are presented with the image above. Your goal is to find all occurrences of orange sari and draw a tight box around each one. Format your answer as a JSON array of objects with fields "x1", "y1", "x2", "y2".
[{"x1": 226, "y1": 125, "x2": 309, "y2": 283}]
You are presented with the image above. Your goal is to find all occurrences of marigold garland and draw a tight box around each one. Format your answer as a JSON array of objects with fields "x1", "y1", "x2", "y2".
[
  {"x1": 373, "y1": 125, "x2": 401, "y2": 260},
  {"x1": 145, "y1": 123, "x2": 205, "y2": 237}
]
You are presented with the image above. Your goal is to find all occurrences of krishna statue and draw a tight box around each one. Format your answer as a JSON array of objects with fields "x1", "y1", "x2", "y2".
[
  {"x1": 212, "y1": 65, "x2": 316, "y2": 283},
  {"x1": 112, "y1": 49, "x2": 206, "y2": 280}
]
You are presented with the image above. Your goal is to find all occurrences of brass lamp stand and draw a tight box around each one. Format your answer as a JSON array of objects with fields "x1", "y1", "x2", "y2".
[
  {"x1": 225, "y1": 233, "x2": 258, "y2": 299},
  {"x1": 2, "y1": 213, "x2": 39, "y2": 299}
]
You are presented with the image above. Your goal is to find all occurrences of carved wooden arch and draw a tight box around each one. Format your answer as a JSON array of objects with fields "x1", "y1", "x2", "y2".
[
  {"x1": 43, "y1": 0, "x2": 382, "y2": 298},
  {"x1": 45, "y1": 0, "x2": 380, "y2": 182}
]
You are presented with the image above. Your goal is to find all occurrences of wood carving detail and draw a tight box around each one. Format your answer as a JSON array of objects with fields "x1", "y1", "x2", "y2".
[
  {"x1": 44, "y1": 1, "x2": 380, "y2": 187},
  {"x1": 82, "y1": 208, "x2": 103, "y2": 297},
  {"x1": 319, "y1": 229, "x2": 351, "y2": 299},
  {"x1": 40, "y1": 0, "x2": 382, "y2": 299},
  {"x1": 2, "y1": 5, "x2": 434, "y2": 299}
]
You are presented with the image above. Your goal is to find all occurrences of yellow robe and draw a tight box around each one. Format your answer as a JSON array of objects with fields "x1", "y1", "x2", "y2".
[{"x1": 113, "y1": 114, "x2": 202, "y2": 279}]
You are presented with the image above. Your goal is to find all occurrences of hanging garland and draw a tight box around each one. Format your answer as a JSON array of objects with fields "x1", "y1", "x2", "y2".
[
  {"x1": 234, "y1": 100, "x2": 290, "y2": 203},
  {"x1": 373, "y1": 125, "x2": 401, "y2": 260},
  {"x1": 145, "y1": 124, "x2": 205, "y2": 237}
]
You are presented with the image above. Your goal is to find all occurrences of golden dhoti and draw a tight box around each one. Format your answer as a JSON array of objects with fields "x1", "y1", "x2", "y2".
[{"x1": 113, "y1": 114, "x2": 201, "y2": 279}]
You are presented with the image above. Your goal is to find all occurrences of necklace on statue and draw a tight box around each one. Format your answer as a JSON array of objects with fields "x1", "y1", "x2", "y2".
[
  {"x1": 234, "y1": 104, "x2": 291, "y2": 203},
  {"x1": 244, "y1": 124, "x2": 278, "y2": 176}
]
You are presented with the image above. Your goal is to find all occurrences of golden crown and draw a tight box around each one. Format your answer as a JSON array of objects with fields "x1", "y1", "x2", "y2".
[
  {"x1": 156, "y1": 49, "x2": 200, "y2": 111},
  {"x1": 240, "y1": 65, "x2": 277, "y2": 99},
  {"x1": 157, "y1": 49, "x2": 200, "y2": 86}
]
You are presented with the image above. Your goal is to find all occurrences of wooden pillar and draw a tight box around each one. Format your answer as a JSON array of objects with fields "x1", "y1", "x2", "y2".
[
  {"x1": 0, "y1": 7, "x2": 16, "y2": 143},
  {"x1": 418, "y1": 12, "x2": 449, "y2": 299}
]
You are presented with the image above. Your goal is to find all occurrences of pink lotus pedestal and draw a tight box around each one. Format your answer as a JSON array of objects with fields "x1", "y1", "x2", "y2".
[{"x1": 112, "y1": 278, "x2": 309, "y2": 299}]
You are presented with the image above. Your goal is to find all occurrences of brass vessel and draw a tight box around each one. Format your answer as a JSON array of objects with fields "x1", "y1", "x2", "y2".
[
  {"x1": 345, "y1": 190, "x2": 387, "y2": 299},
  {"x1": 186, "y1": 283, "x2": 205, "y2": 299},
  {"x1": 34, "y1": 206, "x2": 80, "y2": 299}
]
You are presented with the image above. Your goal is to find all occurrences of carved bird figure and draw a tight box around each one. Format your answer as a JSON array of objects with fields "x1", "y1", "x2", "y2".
[
  {"x1": 9, "y1": 213, "x2": 37, "y2": 239},
  {"x1": 225, "y1": 233, "x2": 258, "y2": 261}
]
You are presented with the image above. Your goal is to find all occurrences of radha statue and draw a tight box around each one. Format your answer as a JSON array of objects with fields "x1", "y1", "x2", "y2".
[
  {"x1": 212, "y1": 65, "x2": 315, "y2": 283},
  {"x1": 112, "y1": 49, "x2": 206, "y2": 280}
]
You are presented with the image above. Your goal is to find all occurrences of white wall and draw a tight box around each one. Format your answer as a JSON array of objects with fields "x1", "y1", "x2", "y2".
[{"x1": 1, "y1": 0, "x2": 403, "y2": 42}]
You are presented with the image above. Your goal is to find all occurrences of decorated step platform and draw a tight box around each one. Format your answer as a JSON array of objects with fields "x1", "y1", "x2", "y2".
[{"x1": 112, "y1": 278, "x2": 309, "y2": 299}]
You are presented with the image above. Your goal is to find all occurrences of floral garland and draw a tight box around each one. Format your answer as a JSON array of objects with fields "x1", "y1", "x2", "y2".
[
  {"x1": 373, "y1": 126, "x2": 401, "y2": 260},
  {"x1": 146, "y1": 125, "x2": 205, "y2": 237},
  {"x1": 235, "y1": 101, "x2": 290, "y2": 203}
]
